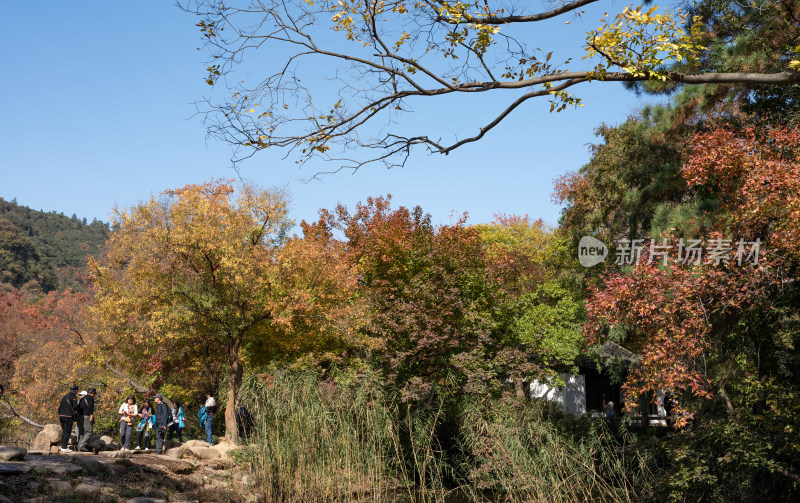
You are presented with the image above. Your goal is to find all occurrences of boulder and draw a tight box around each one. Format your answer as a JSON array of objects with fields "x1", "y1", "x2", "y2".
[
  {"x1": 211, "y1": 438, "x2": 237, "y2": 457},
  {"x1": 181, "y1": 440, "x2": 209, "y2": 449},
  {"x1": 164, "y1": 447, "x2": 184, "y2": 459},
  {"x1": 103, "y1": 442, "x2": 120, "y2": 451},
  {"x1": 31, "y1": 431, "x2": 52, "y2": 451},
  {"x1": 99, "y1": 435, "x2": 114, "y2": 444},
  {"x1": 86, "y1": 435, "x2": 106, "y2": 452},
  {"x1": 42, "y1": 424, "x2": 62, "y2": 445},
  {"x1": 71, "y1": 455, "x2": 108, "y2": 475},
  {"x1": 48, "y1": 445, "x2": 60, "y2": 454},
  {"x1": 0, "y1": 446, "x2": 26, "y2": 461},
  {"x1": 187, "y1": 446, "x2": 220, "y2": 460}
]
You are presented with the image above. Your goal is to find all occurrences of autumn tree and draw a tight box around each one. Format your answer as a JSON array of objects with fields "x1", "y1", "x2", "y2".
[
  {"x1": 181, "y1": 0, "x2": 800, "y2": 170},
  {"x1": 90, "y1": 180, "x2": 294, "y2": 441},
  {"x1": 476, "y1": 215, "x2": 585, "y2": 397}
]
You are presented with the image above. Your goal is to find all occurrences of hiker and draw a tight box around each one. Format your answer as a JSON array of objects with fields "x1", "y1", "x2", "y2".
[
  {"x1": 167, "y1": 400, "x2": 185, "y2": 442},
  {"x1": 236, "y1": 404, "x2": 252, "y2": 439},
  {"x1": 58, "y1": 385, "x2": 79, "y2": 453},
  {"x1": 135, "y1": 400, "x2": 155, "y2": 451},
  {"x1": 203, "y1": 392, "x2": 217, "y2": 447},
  {"x1": 76, "y1": 387, "x2": 96, "y2": 452},
  {"x1": 154, "y1": 393, "x2": 170, "y2": 454},
  {"x1": 117, "y1": 395, "x2": 139, "y2": 451}
]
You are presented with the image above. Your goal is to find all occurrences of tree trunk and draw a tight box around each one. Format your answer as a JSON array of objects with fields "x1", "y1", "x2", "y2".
[
  {"x1": 225, "y1": 335, "x2": 244, "y2": 442},
  {"x1": 514, "y1": 378, "x2": 526, "y2": 400}
]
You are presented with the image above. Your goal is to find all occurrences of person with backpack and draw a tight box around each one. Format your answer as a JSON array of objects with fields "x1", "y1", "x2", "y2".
[
  {"x1": 154, "y1": 394, "x2": 170, "y2": 454},
  {"x1": 57, "y1": 385, "x2": 79, "y2": 453},
  {"x1": 134, "y1": 400, "x2": 156, "y2": 451},
  {"x1": 76, "y1": 387, "x2": 96, "y2": 452},
  {"x1": 167, "y1": 401, "x2": 185, "y2": 442}
]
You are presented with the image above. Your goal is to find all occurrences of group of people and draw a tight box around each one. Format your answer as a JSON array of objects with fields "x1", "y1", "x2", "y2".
[
  {"x1": 57, "y1": 385, "x2": 95, "y2": 452},
  {"x1": 58, "y1": 385, "x2": 218, "y2": 455}
]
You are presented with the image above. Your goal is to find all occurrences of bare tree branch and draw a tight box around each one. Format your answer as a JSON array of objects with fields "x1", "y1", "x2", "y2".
[
  {"x1": 0, "y1": 398, "x2": 45, "y2": 429},
  {"x1": 179, "y1": 0, "x2": 800, "y2": 172}
]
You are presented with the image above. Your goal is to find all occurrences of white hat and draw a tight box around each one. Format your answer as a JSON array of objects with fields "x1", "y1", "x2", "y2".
[{"x1": 78, "y1": 390, "x2": 88, "y2": 396}]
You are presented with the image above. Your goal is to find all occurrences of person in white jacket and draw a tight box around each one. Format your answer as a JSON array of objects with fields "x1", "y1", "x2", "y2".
[{"x1": 204, "y1": 392, "x2": 217, "y2": 447}]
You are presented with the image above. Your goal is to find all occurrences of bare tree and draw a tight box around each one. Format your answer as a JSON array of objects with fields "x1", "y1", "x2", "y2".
[{"x1": 181, "y1": 0, "x2": 800, "y2": 171}]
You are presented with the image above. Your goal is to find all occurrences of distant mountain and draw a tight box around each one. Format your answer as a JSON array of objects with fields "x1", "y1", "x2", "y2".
[{"x1": 0, "y1": 197, "x2": 109, "y2": 292}]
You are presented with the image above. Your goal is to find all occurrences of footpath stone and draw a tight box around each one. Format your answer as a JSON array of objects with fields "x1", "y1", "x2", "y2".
[
  {"x1": 73, "y1": 482, "x2": 103, "y2": 497},
  {"x1": 0, "y1": 446, "x2": 26, "y2": 461},
  {"x1": 71, "y1": 454, "x2": 109, "y2": 475},
  {"x1": 0, "y1": 462, "x2": 32, "y2": 475},
  {"x1": 48, "y1": 480, "x2": 72, "y2": 492},
  {"x1": 99, "y1": 450, "x2": 130, "y2": 459}
]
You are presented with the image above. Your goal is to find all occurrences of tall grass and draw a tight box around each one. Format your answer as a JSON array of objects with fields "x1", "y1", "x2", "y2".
[
  {"x1": 455, "y1": 397, "x2": 654, "y2": 503},
  {"x1": 234, "y1": 369, "x2": 654, "y2": 503}
]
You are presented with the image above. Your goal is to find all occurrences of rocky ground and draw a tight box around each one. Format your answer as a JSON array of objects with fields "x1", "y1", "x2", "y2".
[{"x1": 0, "y1": 440, "x2": 254, "y2": 503}]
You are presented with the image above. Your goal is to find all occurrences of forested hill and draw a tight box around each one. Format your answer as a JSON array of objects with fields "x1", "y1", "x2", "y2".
[{"x1": 0, "y1": 197, "x2": 109, "y2": 292}]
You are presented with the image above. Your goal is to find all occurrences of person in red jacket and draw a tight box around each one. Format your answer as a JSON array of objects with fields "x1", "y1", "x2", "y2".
[{"x1": 57, "y1": 385, "x2": 79, "y2": 453}]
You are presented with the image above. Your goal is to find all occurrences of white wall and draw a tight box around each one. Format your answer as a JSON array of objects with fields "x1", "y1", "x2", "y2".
[{"x1": 529, "y1": 373, "x2": 586, "y2": 416}]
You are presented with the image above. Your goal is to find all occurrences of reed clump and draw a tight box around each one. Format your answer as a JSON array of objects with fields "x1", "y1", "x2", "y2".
[{"x1": 233, "y1": 368, "x2": 654, "y2": 503}]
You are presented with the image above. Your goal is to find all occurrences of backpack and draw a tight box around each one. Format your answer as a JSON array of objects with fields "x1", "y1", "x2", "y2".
[{"x1": 198, "y1": 405, "x2": 207, "y2": 426}]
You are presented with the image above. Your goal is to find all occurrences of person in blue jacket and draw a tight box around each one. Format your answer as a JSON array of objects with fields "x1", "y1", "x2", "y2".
[
  {"x1": 134, "y1": 400, "x2": 156, "y2": 451},
  {"x1": 167, "y1": 401, "x2": 185, "y2": 442}
]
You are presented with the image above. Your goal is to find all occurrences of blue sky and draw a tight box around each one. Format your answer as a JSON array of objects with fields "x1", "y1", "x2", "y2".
[{"x1": 0, "y1": 1, "x2": 666, "y2": 230}]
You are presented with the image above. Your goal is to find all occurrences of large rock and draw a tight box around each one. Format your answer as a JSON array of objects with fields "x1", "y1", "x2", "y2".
[
  {"x1": 71, "y1": 455, "x2": 108, "y2": 475},
  {"x1": 42, "y1": 424, "x2": 62, "y2": 444},
  {"x1": 181, "y1": 440, "x2": 210, "y2": 449},
  {"x1": 211, "y1": 440, "x2": 237, "y2": 458},
  {"x1": 86, "y1": 435, "x2": 106, "y2": 452},
  {"x1": 187, "y1": 446, "x2": 220, "y2": 460},
  {"x1": 31, "y1": 431, "x2": 52, "y2": 451},
  {"x1": 0, "y1": 446, "x2": 26, "y2": 461},
  {"x1": 103, "y1": 442, "x2": 120, "y2": 451},
  {"x1": 164, "y1": 447, "x2": 184, "y2": 459}
]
